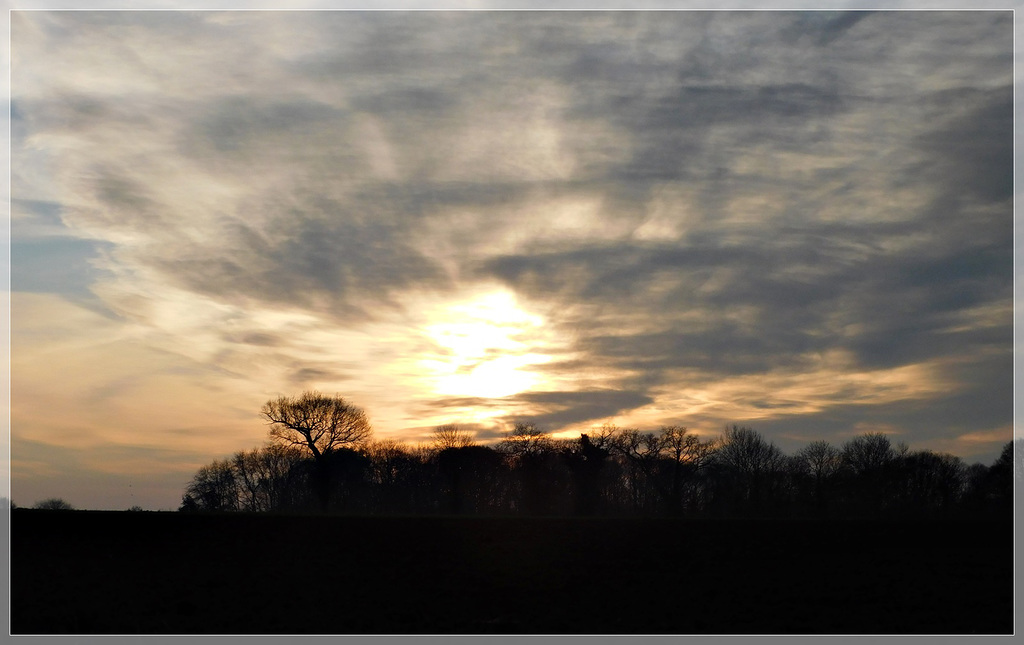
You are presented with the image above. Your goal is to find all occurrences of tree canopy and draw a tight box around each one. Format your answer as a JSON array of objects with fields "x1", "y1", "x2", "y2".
[{"x1": 261, "y1": 391, "x2": 372, "y2": 460}]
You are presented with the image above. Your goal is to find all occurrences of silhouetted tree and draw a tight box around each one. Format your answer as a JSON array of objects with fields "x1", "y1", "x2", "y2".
[
  {"x1": 658, "y1": 426, "x2": 715, "y2": 515},
  {"x1": 263, "y1": 391, "x2": 373, "y2": 457},
  {"x1": 605, "y1": 426, "x2": 715, "y2": 515},
  {"x1": 363, "y1": 439, "x2": 429, "y2": 514},
  {"x1": 893, "y1": 449, "x2": 966, "y2": 514},
  {"x1": 32, "y1": 498, "x2": 74, "y2": 511},
  {"x1": 561, "y1": 433, "x2": 611, "y2": 516},
  {"x1": 431, "y1": 423, "x2": 477, "y2": 450},
  {"x1": 364, "y1": 439, "x2": 409, "y2": 487},
  {"x1": 608, "y1": 427, "x2": 665, "y2": 513},
  {"x1": 792, "y1": 440, "x2": 842, "y2": 515},
  {"x1": 262, "y1": 391, "x2": 373, "y2": 511},
  {"x1": 709, "y1": 426, "x2": 787, "y2": 516},
  {"x1": 841, "y1": 433, "x2": 895, "y2": 475},
  {"x1": 958, "y1": 442, "x2": 1015, "y2": 517},
  {"x1": 178, "y1": 408, "x2": 1011, "y2": 520},
  {"x1": 182, "y1": 458, "x2": 239, "y2": 512},
  {"x1": 839, "y1": 432, "x2": 897, "y2": 514},
  {"x1": 499, "y1": 423, "x2": 567, "y2": 515},
  {"x1": 984, "y1": 441, "x2": 1014, "y2": 513},
  {"x1": 232, "y1": 443, "x2": 307, "y2": 512},
  {"x1": 321, "y1": 448, "x2": 372, "y2": 513},
  {"x1": 232, "y1": 449, "x2": 263, "y2": 512},
  {"x1": 436, "y1": 445, "x2": 507, "y2": 514},
  {"x1": 1013, "y1": 438, "x2": 1023, "y2": 482},
  {"x1": 499, "y1": 422, "x2": 551, "y2": 458}
]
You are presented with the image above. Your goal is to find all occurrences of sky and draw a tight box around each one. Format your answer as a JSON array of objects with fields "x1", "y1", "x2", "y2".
[{"x1": 8, "y1": 8, "x2": 1016, "y2": 510}]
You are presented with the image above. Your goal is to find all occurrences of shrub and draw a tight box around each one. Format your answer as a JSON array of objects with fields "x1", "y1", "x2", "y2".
[{"x1": 33, "y1": 498, "x2": 74, "y2": 511}]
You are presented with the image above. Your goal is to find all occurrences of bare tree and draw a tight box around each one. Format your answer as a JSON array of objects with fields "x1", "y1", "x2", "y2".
[
  {"x1": 714, "y1": 426, "x2": 785, "y2": 474},
  {"x1": 232, "y1": 443, "x2": 307, "y2": 512},
  {"x1": 499, "y1": 422, "x2": 551, "y2": 457},
  {"x1": 896, "y1": 450, "x2": 967, "y2": 513},
  {"x1": 793, "y1": 440, "x2": 842, "y2": 514},
  {"x1": 262, "y1": 391, "x2": 372, "y2": 459},
  {"x1": 965, "y1": 441, "x2": 1014, "y2": 514},
  {"x1": 590, "y1": 423, "x2": 619, "y2": 451},
  {"x1": 561, "y1": 432, "x2": 612, "y2": 516},
  {"x1": 181, "y1": 459, "x2": 239, "y2": 512},
  {"x1": 436, "y1": 445, "x2": 507, "y2": 515},
  {"x1": 33, "y1": 498, "x2": 74, "y2": 511},
  {"x1": 660, "y1": 426, "x2": 714, "y2": 468},
  {"x1": 498, "y1": 422, "x2": 562, "y2": 514},
  {"x1": 659, "y1": 426, "x2": 714, "y2": 515},
  {"x1": 261, "y1": 391, "x2": 372, "y2": 510},
  {"x1": 364, "y1": 438, "x2": 411, "y2": 487},
  {"x1": 607, "y1": 427, "x2": 665, "y2": 513},
  {"x1": 841, "y1": 432, "x2": 894, "y2": 476},
  {"x1": 795, "y1": 440, "x2": 842, "y2": 481},
  {"x1": 611, "y1": 427, "x2": 663, "y2": 463},
  {"x1": 837, "y1": 432, "x2": 900, "y2": 513},
  {"x1": 431, "y1": 423, "x2": 477, "y2": 450},
  {"x1": 607, "y1": 426, "x2": 716, "y2": 514},
  {"x1": 710, "y1": 426, "x2": 787, "y2": 515}
]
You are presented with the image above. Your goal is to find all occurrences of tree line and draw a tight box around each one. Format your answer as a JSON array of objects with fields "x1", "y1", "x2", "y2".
[{"x1": 180, "y1": 391, "x2": 1015, "y2": 519}]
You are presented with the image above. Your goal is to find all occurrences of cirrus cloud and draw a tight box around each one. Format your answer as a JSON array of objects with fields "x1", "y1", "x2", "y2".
[{"x1": 10, "y1": 10, "x2": 1013, "y2": 509}]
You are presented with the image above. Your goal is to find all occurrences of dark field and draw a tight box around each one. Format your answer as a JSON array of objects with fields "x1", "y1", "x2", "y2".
[{"x1": 11, "y1": 510, "x2": 1013, "y2": 634}]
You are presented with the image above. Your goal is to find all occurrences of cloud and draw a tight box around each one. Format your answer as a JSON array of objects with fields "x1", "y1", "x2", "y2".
[
  {"x1": 914, "y1": 85, "x2": 1013, "y2": 205},
  {"x1": 10, "y1": 11, "x2": 1014, "y2": 507},
  {"x1": 510, "y1": 389, "x2": 655, "y2": 429},
  {"x1": 782, "y1": 11, "x2": 875, "y2": 47}
]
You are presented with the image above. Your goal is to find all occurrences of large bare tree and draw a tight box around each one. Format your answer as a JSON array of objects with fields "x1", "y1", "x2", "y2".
[
  {"x1": 498, "y1": 422, "x2": 551, "y2": 457},
  {"x1": 261, "y1": 391, "x2": 372, "y2": 460},
  {"x1": 261, "y1": 391, "x2": 372, "y2": 511},
  {"x1": 431, "y1": 423, "x2": 477, "y2": 451}
]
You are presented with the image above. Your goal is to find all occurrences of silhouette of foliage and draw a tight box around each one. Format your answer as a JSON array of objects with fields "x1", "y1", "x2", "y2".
[
  {"x1": 841, "y1": 432, "x2": 895, "y2": 475},
  {"x1": 792, "y1": 440, "x2": 842, "y2": 515},
  {"x1": 33, "y1": 498, "x2": 74, "y2": 511},
  {"x1": 431, "y1": 423, "x2": 477, "y2": 450},
  {"x1": 181, "y1": 459, "x2": 239, "y2": 512},
  {"x1": 231, "y1": 443, "x2": 307, "y2": 512},
  {"x1": 437, "y1": 445, "x2": 506, "y2": 514},
  {"x1": 708, "y1": 426, "x2": 788, "y2": 516},
  {"x1": 499, "y1": 422, "x2": 551, "y2": 457},
  {"x1": 262, "y1": 391, "x2": 372, "y2": 458},
  {"x1": 560, "y1": 433, "x2": 611, "y2": 516},
  {"x1": 977, "y1": 440, "x2": 1014, "y2": 513},
  {"x1": 498, "y1": 424, "x2": 569, "y2": 515},
  {"x1": 261, "y1": 391, "x2": 372, "y2": 510},
  {"x1": 182, "y1": 402, "x2": 1012, "y2": 520},
  {"x1": 891, "y1": 450, "x2": 966, "y2": 515},
  {"x1": 658, "y1": 426, "x2": 715, "y2": 515},
  {"x1": 607, "y1": 426, "x2": 665, "y2": 513}
]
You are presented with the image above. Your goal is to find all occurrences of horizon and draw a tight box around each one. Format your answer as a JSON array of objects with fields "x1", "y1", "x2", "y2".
[
  {"x1": 10, "y1": 10, "x2": 1014, "y2": 511},
  {"x1": 10, "y1": 422, "x2": 1019, "y2": 512}
]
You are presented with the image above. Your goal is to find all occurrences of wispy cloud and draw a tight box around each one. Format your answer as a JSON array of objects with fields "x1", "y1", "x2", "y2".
[{"x1": 10, "y1": 11, "x2": 1013, "y2": 508}]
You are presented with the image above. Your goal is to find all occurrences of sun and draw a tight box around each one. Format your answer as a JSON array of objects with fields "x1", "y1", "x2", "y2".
[{"x1": 420, "y1": 290, "x2": 552, "y2": 398}]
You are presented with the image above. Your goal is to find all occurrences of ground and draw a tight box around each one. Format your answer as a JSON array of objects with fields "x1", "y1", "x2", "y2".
[{"x1": 10, "y1": 511, "x2": 1014, "y2": 634}]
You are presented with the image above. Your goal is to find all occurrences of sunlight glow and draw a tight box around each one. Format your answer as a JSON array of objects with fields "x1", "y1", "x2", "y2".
[{"x1": 421, "y1": 290, "x2": 553, "y2": 398}]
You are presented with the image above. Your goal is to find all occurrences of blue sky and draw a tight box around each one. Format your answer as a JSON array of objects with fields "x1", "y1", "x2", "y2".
[{"x1": 7, "y1": 7, "x2": 1017, "y2": 510}]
